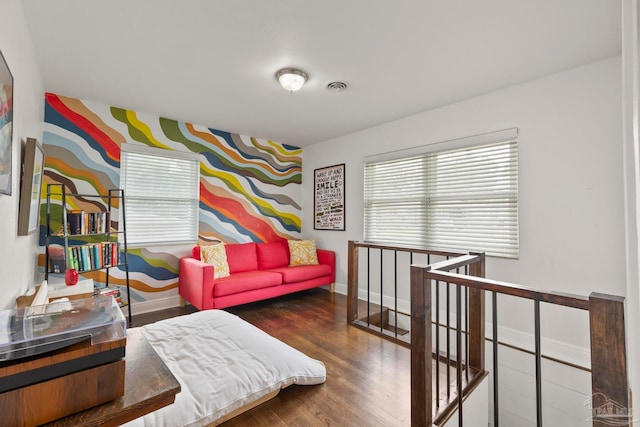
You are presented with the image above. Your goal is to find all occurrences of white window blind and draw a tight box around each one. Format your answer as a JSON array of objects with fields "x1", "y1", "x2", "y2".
[
  {"x1": 120, "y1": 146, "x2": 200, "y2": 247},
  {"x1": 364, "y1": 138, "x2": 518, "y2": 258}
]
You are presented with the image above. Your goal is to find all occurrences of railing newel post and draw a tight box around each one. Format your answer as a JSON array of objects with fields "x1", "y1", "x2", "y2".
[
  {"x1": 468, "y1": 253, "x2": 485, "y2": 374},
  {"x1": 588, "y1": 293, "x2": 629, "y2": 427},
  {"x1": 411, "y1": 264, "x2": 433, "y2": 426},
  {"x1": 347, "y1": 240, "x2": 358, "y2": 324}
]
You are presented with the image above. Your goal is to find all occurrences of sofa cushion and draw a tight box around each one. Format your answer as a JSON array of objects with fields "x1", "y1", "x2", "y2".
[
  {"x1": 288, "y1": 239, "x2": 319, "y2": 266},
  {"x1": 212, "y1": 271, "x2": 282, "y2": 297},
  {"x1": 256, "y1": 240, "x2": 290, "y2": 270},
  {"x1": 269, "y1": 264, "x2": 332, "y2": 284},
  {"x1": 225, "y1": 242, "x2": 258, "y2": 274},
  {"x1": 200, "y1": 243, "x2": 230, "y2": 279},
  {"x1": 191, "y1": 242, "x2": 222, "y2": 261},
  {"x1": 192, "y1": 245, "x2": 202, "y2": 261}
]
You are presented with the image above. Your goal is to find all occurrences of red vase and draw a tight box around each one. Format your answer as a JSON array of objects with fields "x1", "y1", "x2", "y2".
[{"x1": 65, "y1": 268, "x2": 79, "y2": 286}]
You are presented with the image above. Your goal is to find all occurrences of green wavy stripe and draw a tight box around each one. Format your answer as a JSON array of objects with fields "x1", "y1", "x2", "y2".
[
  {"x1": 159, "y1": 117, "x2": 203, "y2": 152},
  {"x1": 201, "y1": 167, "x2": 300, "y2": 229},
  {"x1": 111, "y1": 107, "x2": 150, "y2": 145},
  {"x1": 131, "y1": 248, "x2": 179, "y2": 274}
]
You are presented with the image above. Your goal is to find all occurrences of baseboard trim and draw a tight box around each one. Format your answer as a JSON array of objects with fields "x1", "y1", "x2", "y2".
[{"x1": 130, "y1": 295, "x2": 183, "y2": 316}]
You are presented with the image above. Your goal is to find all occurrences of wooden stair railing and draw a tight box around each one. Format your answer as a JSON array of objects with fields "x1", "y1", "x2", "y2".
[
  {"x1": 347, "y1": 241, "x2": 629, "y2": 426},
  {"x1": 411, "y1": 259, "x2": 629, "y2": 427},
  {"x1": 411, "y1": 254, "x2": 487, "y2": 426},
  {"x1": 347, "y1": 240, "x2": 466, "y2": 348},
  {"x1": 347, "y1": 241, "x2": 487, "y2": 423}
]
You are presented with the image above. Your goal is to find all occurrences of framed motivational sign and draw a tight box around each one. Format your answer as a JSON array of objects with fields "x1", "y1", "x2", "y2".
[{"x1": 314, "y1": 163, "x2": 345, "y2": 231}]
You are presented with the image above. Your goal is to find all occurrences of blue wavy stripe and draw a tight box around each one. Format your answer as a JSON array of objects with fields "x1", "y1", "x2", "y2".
[
  {"x1": 44, "y1": 100, "x2": 119, "y2": 168},
  {"x1": 126, "y1": 252, "x2": 178, "y2": 281},
  {"x1": 199, "y1": 200, "x2": 260, "y2": 241},
  {"x1": 200, "y1": 146, "x2": 300, "y2": 180},
  {"x1": 44, "y1": 131, "x2": 119, "y2": 185},
  {"x1": 208, "y1": 128, "x2": 299, "y2": 167}
]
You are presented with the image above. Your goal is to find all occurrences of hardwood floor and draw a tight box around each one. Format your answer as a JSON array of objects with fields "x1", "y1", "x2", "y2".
[{"x1": 131, "y1": 288, "x2": 412, "y2": 426}]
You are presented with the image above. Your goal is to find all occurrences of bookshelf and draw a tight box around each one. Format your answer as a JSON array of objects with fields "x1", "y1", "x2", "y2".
[{"x1": 44, "y1": 184, "x2": 132, "y2": 323}]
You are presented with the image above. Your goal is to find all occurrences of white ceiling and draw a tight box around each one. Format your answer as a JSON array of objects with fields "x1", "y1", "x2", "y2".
[{"x1": 21, "y1": 0, "x2": 621, "y2": 148}]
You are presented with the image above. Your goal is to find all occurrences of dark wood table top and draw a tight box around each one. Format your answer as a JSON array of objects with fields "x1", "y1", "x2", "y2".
[{"x1": 45, "y1": 328, "x2": 181, "y2": 427}]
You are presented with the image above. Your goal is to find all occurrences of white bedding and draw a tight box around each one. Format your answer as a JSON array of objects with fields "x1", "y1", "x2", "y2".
[{"x1": 122, "y1": 310, "x2": 326, "y2": 427}]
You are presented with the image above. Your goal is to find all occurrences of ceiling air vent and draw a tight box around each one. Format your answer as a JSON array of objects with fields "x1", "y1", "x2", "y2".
[{"x1": 326, "y1": 81, "x2": 348, "y2": 92}]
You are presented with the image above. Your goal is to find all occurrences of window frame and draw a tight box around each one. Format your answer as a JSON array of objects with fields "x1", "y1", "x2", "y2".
[
  {"x1": 364, "y1": 129, "x2": 519, "y2": 259},
  {"x1": 119, "y1": 144, "x2": 201, "y2": 248}
]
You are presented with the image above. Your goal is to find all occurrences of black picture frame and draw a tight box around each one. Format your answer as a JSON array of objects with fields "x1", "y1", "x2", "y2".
[
  {"x1": 314, "y1": 163, "x2": 345, "y2": 231},
  {"x1": 0, "y1": 49, "x2": 14, "y2": 196},
  {"x1": 18, "y1": 138, "x2": 45, "y2": 235}
]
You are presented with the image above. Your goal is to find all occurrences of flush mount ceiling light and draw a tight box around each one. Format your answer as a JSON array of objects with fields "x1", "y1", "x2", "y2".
[{"x1": 275, "y1": 68, "x2": 308, "y2": 92}]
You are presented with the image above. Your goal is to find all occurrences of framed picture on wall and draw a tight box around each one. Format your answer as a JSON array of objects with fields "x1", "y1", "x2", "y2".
[
  {"x1": 0, "y1": 49, "x2": 14, "y2": 196},
  {"x1": 314, "y1": 163, "x2": 345, "y2": 231},
  {"x1": 18, "y1": 138, "x2": 45, "y2": 235}
]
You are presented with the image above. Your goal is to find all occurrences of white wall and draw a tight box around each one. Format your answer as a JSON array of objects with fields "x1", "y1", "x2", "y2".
[
  {"x1": 443, "y1": 374, "x2": 489, "y2": 427},
  {"x1": 304, "y1": 57, "x2": 624, "y2": 425},
  {"x1": 303, "y1": 54, "x2": 624, "y2": 364},
  {"x1": 0, "y1": 0, "x2": 45, "y2": 309}
]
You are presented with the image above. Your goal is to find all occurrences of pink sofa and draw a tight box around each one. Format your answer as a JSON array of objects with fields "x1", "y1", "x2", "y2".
[{"x1": 179, "y1": 240, "x2": 336, "y2": 310}]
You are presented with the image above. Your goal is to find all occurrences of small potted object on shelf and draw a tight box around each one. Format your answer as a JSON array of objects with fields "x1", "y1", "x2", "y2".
[{"x1": 64, "y1": 268, "x2": 79, "y2": 286}]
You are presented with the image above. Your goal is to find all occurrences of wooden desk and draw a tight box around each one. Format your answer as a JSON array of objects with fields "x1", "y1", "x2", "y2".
[{"x1": 45, "y1": 328, "x2": 181, "y2": 427}]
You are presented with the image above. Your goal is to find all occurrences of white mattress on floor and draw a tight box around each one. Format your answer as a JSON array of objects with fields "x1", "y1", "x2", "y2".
[{"x1": 122, "y1": 309, "x2": 326, "y2": 427}]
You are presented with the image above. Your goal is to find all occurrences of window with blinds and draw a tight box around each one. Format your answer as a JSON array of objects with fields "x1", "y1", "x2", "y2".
[
  {"x1": 364, "y1": 139, "x2": 518, "y2": 258},
  {"x1": 120, "y1": 145, "x2": 200, "y2": 247}
]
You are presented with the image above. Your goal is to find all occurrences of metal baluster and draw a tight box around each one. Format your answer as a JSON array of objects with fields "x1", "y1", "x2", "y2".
[
  {"x1": 366, "y1": 248, "x2": 370, "y2": 326},
  {"x1": 493, "y1": 291, "x2": 499, "y2": 427},
  {"x1": 446, "y1": 281, "x2": 451, "y2": 400},
  {"x1": 465, "y1": 265, "x2": 469, "y2": 381},
  {"x1": 435, "y1": 279, "x2": 440, "y2": 409},
  {"x1": 394, "y1": 250, "x2": 398, "y2": 337},
  {"x1": 379, "y1": 248, "x2": 383, "y2": 334},
  {"x1": 534, "y1": 300, "x2": 542, "y2": 427},
  {"x1": 457, "y1": 283, "x2": 463, "y2": 427}
]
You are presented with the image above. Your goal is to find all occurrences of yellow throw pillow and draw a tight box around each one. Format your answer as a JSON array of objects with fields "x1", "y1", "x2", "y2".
[
  {"x1": 288, "y1": 239, "x2": 319, "y2": 266},
  {"x1": 200, "y1": 243, "x2": 230, "y2": 279}
]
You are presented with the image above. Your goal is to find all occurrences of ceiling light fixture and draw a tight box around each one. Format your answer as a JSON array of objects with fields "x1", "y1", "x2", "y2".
[{"x1": 276, "y1": 68, "x2": 308, "y2": 92}]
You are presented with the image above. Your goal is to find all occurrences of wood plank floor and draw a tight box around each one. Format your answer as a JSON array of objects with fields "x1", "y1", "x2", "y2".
[{"x1": 132, "y1": 288, "x2": 413, "y2": 426}]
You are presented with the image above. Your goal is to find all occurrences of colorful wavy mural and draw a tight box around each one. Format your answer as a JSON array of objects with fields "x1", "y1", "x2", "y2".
[
  {"x1": 40, "y1": 93, "x2": 302, "y2": 305},
  {"x1": 0, "y1": 83, "x2": 13, "y2": 193}
]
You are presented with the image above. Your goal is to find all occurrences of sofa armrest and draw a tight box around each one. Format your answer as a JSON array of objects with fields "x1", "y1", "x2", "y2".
[
  {"x1": 317, "y1": 249, "x2": 336, "y2": 285},
  {"x1": 179, "y1": 257, "x2": 215, "y2": 310}
]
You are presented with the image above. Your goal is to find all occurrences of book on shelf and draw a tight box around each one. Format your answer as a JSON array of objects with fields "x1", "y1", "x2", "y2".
[
  {"x1": 65, "y1": 210, "x2": 111, "y2": 235},
  {"x1": 49, "y1": 246, "x2": 67, "y2": 273},
  {"x1": 95, "y1": 285, "x2": 124, "y2": 307},
  {"x1": 88, "y1": 211, "x2": 110, "y2": 234},
  {"x1": 67, "y1": 210, "x2": 83, "y2": 235},
  {"x1": 66, "y1": 242, "x2": 122, "y2": 272}
]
